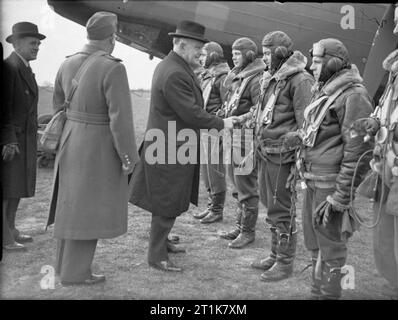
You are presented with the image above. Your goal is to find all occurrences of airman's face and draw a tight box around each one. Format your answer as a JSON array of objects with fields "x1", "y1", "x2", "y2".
[
  {"x1": 14, "y1": 36, "x2": 41, "y2": 61},
  {"x1": 394, "y1": 6, "x2": 398, "y2": 35},
  {"x1": 232, "y1": 49, "x2": 244, "y2": 68},
  {"x1": 199, "y1": 48, "x2": 207, "y2": 67},
  {"x1": 262, "y1": 46, "x2": 272, "y2": 70},
  {"x1": 310, "y1": 56, "x2": 324, "y2": 82},
  {"x1": 183, "y1": 38, "x2": 205, "y2": 69}
]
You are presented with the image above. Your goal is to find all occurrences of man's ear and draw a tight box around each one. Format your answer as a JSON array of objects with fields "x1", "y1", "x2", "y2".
[{"x1": 180, "y1": 39, "x2": 186, "y2": 50}]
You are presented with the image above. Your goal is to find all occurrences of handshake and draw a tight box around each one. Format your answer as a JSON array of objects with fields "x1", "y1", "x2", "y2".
[{"x1": 223, "y1": 116, "x2": 242, "y2": 130}]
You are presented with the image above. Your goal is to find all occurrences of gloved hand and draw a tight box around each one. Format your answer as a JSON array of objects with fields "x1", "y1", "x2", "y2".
[
  {"x1": 314, "y1": 195, "x2": 348, "y2": 227},
  {"x1": 283, "y1": 131, "x2": 301, "y2": 150},
  {"x1": 350, "y1": 117, "x2": 380, "y2": 137},
  {"x1": 2, "y1": 143, "x2": 20, "y2": 162}
]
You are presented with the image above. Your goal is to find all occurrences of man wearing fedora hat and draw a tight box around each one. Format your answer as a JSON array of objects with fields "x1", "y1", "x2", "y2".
[
  {"x1": 1, "y1": 22, "x2": 46, "y2": 251},
  {"x1": 130, "y1": 20, "x2": 237, "y2": 272}
]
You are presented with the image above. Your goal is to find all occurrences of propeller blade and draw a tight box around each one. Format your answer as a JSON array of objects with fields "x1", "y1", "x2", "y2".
[{"x1": 362, "y1": 4, "x2": 398, "y2": 99}]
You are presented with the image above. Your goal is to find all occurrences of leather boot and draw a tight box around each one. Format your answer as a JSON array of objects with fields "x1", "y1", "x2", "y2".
[
  {"x1": 251, "y1": 226, "x2": 277, "y2": 270},
  {"x1": 260, "y1": 229, "x2": 297, "y2": 281},
  {"x1": 219, "y1": 202, "x2": 242, "y2": 240},
  {"x1": 201, "y1": 191, "x2": 225, "y2": 224},
  {"x1": 194, "y1": 192, "x2": 212, "y2": 219},
  {"x1": 319, "y1": 259, "x2": 344, "y2": 300},
  {"x1": 228, "y1": 204, "x2": 258, "y2": 249},
  {"x1": 310, "y1": 250, "x2": 323, "y2": 299}
]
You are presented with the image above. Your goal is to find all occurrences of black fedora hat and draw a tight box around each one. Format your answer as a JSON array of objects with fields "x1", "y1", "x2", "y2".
[
  {"x1": 168, "y1": 20, "x2": 208, "y2": 43},
  {"x1": 6, "y1": 22, "x2": 46, "y2": 43}
]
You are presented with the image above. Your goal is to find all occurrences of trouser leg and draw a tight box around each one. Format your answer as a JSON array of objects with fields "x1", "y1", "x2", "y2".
[
  {"x1": 201, "y1": 149, "x2": 227, "y2": 223},
  {"x1": 310, "y1": 249, "x2": 323, "y2": 298},
  {"x1": 309, "y1": 184, "x2": 347, "y2": 300},
  {"x1": 302, "y1": 181, "x2": 347, "y2": 299},
  {"x1": 260, "y1": 160, "x2": 294, "y2": 226},
  {"x1": 195, "y1": 163, "x2": 212, "y2": 219},
  {"x1": 219, "y1": 164, "x2": 242, "y2": 239},
  {"x1": 2, "y1": 200, "x2": 15, "y2": 245},
  {"x1": 6, "y1": 197, "x2": 21, "y2": 237},
  {"x1": 55, "y1": 239, "x2": 65, "y2": 275},
  {"x1": 302, "y1": 182, "x2": 319, "y2": 253},
  {"x1": 57, "y1": 239, "x2": 97, "y2": 283},
  {"x1": 228, "y1": 160, "x2": 259, "y2": 248},
  {"x1": 258, "y1": 160, "x2": 297, "y2": 281},
  {"x1": 148, "y1": 215, "x2": 176, "y2": 263},
  {"x1": 373, "y1": 199, "x2": 398, "y2": 289}
]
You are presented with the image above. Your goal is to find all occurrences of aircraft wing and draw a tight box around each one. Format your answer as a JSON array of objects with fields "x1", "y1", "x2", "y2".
[{"x1": 47, "y1": 1, "x2": 396, "y2": 99}]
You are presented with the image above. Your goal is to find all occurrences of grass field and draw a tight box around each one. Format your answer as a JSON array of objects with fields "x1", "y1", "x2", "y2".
[{"x1": 0, "y1": 88, "x2": 393, "y2": 300}]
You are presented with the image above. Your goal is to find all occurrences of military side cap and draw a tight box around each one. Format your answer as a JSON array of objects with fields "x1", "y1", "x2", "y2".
[
  {"x1": 86, "y1": 11, "x2": 117, "y2": 40},
  {"x1": 6, "y1": 22, "x2": 46, "y2": 43},
  {"x1": 168, "y1": 20, "x2": 208, "y2": 43}
]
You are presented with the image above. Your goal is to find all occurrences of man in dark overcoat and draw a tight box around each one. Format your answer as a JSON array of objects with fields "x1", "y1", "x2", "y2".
[
  {"x1": 1, "y1": 22, "x2": 46, "y2": 250},
  {"x1": 130, "y1": 20, "x2": 236, "y2": 272}
]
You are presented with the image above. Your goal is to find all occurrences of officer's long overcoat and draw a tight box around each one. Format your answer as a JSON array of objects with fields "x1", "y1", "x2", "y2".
[
  {"x1": 48, "y1": 44, "x2": 139, "y2": 239},
  {"x1": 130, "y1": 51, "x2": 224, "y2": 217}
]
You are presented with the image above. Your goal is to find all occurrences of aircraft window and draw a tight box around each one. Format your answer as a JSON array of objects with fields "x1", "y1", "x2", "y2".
[{"x1": 117, "y1": 21, "x2": 160, "y2": 51}]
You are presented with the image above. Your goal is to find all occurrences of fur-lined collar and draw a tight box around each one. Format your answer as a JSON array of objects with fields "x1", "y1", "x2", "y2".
[
  {"x1": 272, "y1": 51, "x2": 307, "y2": 81},
  {"x1": 314, "y1": 64, "x2": 363, "y2": 96},
  {"x1": 224, "y1": 58, "x2": 266, "y2": 89},
  {"x1": 201, "y1": 62, "x2": 230, "y2": 81},
  {"x1": 383, "y1": 49, "x2": 398, "y2": 74}
]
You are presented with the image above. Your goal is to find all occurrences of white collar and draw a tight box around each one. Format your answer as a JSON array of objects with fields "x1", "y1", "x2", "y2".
[{"x1": 14, "y1": 51, "x2": 30, "y2": 68}]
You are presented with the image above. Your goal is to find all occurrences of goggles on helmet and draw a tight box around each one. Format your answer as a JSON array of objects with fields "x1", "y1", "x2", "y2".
[{"x1": 309, "y1": 42, "x2": 325, "y2": 57}]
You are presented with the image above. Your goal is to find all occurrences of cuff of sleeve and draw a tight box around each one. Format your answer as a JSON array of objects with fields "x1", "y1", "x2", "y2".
[{"x1": 327, "y1": 195, "x2": 350, "y2": 212}]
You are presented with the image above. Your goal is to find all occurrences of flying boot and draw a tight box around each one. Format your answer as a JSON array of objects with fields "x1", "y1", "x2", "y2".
[
  {"x1": 251, "y1": 226, "x2": 277, "y2": 270},
  {"x1": 219, "y1": 201, "x2": 242, "y2": 240},
  {"x1": 228, "y1": 203, "x2": 258, "y2": 248},
  {"x1": 201, "y1": 191, "x2": 225, "y2": 223},
  {"x1": 319, "y1": 258, "x2": 345, "y2": 300},
  {"x1": 260, "y1": 223, "x2": 297, "y2": 281}
]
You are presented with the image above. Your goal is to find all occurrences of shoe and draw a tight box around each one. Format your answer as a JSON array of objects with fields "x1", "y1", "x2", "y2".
[
  {"x1": 61, "y1": 274, "x2": 106, "y2": 286},
  {"x1": 149, "y1": 260, "x2": 183, "y2": 272},
  {"x1": 200, "y1": 211, "x2": 222, "y2": 224},
  {"x1": 3, "y1": 242, "x2": 27, "y2": 252},
  {"x1": 15, "y1": 234, "x2": 33, "y2": 243},
  {"x1": 168, "y1": 235, "x2": 180, "y2": 244},
  {"x1": 167, "y1": 242, "x2": 186, "y2": 253}
]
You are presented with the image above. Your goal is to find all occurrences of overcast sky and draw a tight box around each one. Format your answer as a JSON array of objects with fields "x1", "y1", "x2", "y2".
[{"x1": 0, "y1": 0, "x2": 161, "y2": 89}]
